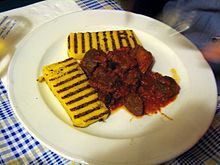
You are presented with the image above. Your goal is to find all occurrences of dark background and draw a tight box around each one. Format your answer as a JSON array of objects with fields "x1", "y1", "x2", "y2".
[
  {"x1": 131, "y1": 0, "x2": 169, "y2": 17},
  {"x1": 0, "y1": 0, "x2": 43, "y2": 12},
  {"x1": 0, "y1": 0, "x2": 169, "y2": 18}
]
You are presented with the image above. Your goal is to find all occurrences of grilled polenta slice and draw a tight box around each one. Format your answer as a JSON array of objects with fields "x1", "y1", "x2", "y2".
[
  {"x1": 68, "y1": 29, "x2": 142, "y2": 60},
  {"x1": 39, "y1": 58, "x2": 110, "y2": 127}
]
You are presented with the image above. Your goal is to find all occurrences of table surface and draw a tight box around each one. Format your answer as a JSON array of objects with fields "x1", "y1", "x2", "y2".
[{"x1": 0, "y1": 1, "x2": 220, "y2": 165}]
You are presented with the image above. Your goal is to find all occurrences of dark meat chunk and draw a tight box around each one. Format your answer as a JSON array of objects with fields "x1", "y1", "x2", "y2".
[
  {"x1": 107, "y1": 61, "x2": 117, "y2": 70},
  {"x1": 105, "y1": 94, "x2": 113, "y2": 105},
  {"x1": 80, "y1": 46, "x2": 180, "y2": 117},
  {"x1": 131, "y1": 45, "x2": 154, "y2": 73},
  {"x1": 113, "y1": 85, "x2": 129, "y2": 99},
  {"x1": 108, "y1": 47, "x2": 131, "y2": 57},
  {"x1": 154, "y1": 75, "x2": 180, "y2": 102},
  {"x1": 98, "y1": 91, "x2": 115, "y2": 107},
  {"x1": 80, "y1": 49, "x2": 106, "y2": 77},
  {"x1": 139, "y1": 72, "x2": 180, "y2": 114},
  {"x1": 124, "y1": 92, "x2": 144, "y2": 116},
  {"x1": 124, "y1": 68, "x2": 141, "y2": 86},
  {"x1": 108, "y1": 49, "x2": 137, "y2": 71},
  {"x1": 89, "y1": 66, "x2": 118, "y2": 92}
]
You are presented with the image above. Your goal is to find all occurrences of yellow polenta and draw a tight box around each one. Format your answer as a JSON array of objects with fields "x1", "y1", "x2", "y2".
[
  {"x1": 67, "y1": 29, "x2": 141, "y2": 60},
  {"x1": 39, "y1": 57, "x2": 110, "y2": 127}
]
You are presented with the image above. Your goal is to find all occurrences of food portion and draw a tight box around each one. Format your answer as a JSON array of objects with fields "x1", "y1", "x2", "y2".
[
  {"x1": 38, "y1": 57, "x2": 110, "y2": 127},
  {"x1": 67, "y1": 30, "x2": 141, "y2": 60},
  {"x1": 80, "y1": 45, "x2": 180, "y2": 116},
  {"x1": 38, "y1": 29, "x2": 180, "y2": 127}
]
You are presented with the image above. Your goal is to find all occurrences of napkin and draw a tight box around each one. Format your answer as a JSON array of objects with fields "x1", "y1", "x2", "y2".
[{"x1": 0, "y1": 0, "x2": 82, "y2": 88}]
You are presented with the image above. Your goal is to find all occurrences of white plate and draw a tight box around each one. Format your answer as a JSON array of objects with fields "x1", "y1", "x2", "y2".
[{"x1": 8, "y1": 10, "x2": 217, "y2": 165}]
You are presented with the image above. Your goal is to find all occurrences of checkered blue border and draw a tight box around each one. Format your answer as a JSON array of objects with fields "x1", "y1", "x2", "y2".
[
  {"x1": 165, "y1": 98, "x2": 220, "y2": 164},
  {"x1": 0, "y1": 81, "x2": 13, "y2": 120},
  {"x1": 0, "y1": 115, "x2": 70, "y2": 164},
  {"x1": 75, "y1": 0, "x2": 122, "y2": 10}
]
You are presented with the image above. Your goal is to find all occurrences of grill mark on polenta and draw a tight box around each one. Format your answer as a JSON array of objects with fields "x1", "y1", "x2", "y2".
[
  {"x1": 67, "y1": 67, "x2": 79, "y2": 74},
  {"x1": 117, "y1": 31, "x2": 122, "y2": 48},
  {"x1": 57, "y1": 58, "x2": 73, "y2": 64},
  {"x1": 103, "y1": 32, "x2": 108, "y2": 51},
  {"x1": 88, "y1": 32, "x2": 92, "y2": 49},
  {"x1": 96, "y1": 32, "x2": 100, "y2": 50},
  {"x1": 82, "y1": 32, "x2": 85, "y2": 53},
  {"x1": 70, "y1": 98, "x2": 99, "y2": 111},
  {"x1": 53, "y1": 73, "x2": 84, "y2": 87},
  {"x1": 66, "y1": 90, "x2": 97, "y2": 105},
  {"x1": 74, "y1": 33, "x2": 77, "y2": 54},
  {"x1": 57, "y1": 78, "x2": 88, "y2": 93},
  {"x1": 110, "y1": 31, "x2": 116, "y2": 50},
  {"x1": 74, "y1": 106, "x2": 101, "y2": 119},
  {"x1": 85, "y1": 111, "x2": 109, "y2": 122},
  {"x1": 125, "y1": 31, "x2": 131, "y2": 47},
  {"x1": 65, "y1": 61, "x2": 78, "y2": 67},
  {"x1": 61, "y1": 84, "x2": 91, "y2": 99},
  {"x1": 49, "y1": 68, "x2": 79, "y2": 81},
  {"x1": 68, "y1": 35, "x2": 70, "y2": 49},
  {"x1": 118, "y1": 31, "x2": 129, "y2": 47},
  {"x1": 131, "y1": 30, "x2": 138, "y2": 45}
]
